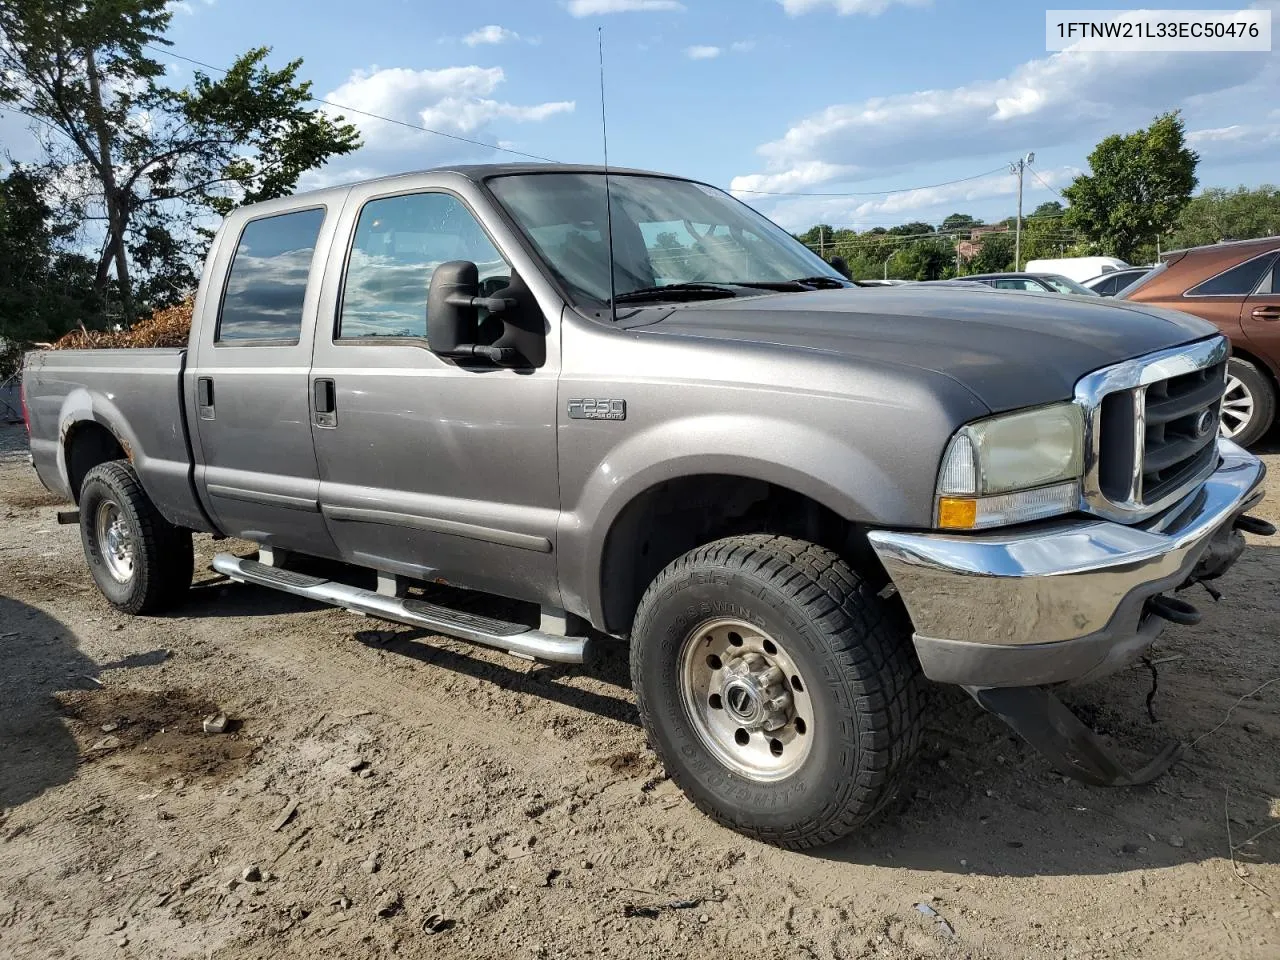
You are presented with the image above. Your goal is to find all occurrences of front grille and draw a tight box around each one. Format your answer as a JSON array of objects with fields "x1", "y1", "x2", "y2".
[
  {"x1": 1078, "y1": 337, "x2": 1228, "y2": 522},
  {"x1": 1140, "y1": 362, "x2": 1225, "y2": 502}
]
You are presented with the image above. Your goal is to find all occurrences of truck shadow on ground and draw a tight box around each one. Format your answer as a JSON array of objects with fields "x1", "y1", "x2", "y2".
[{"x1": 0, "y1": 595, "x2": 99, "y2": 809}]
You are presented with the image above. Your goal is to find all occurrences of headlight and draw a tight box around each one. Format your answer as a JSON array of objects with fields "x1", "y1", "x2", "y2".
[{"x1": 936, "y1": 402, "x2": 1083, "y2": 530}]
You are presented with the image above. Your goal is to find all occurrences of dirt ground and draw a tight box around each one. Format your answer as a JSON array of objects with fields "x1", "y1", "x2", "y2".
[{"x1": 1, "y1": 423, "x2": 1278, "y2": 960}]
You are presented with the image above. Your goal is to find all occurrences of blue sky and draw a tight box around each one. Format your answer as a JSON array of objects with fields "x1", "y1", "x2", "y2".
[{"x1": 5, "y1": 0, "x2": 1279, "y2": 231}]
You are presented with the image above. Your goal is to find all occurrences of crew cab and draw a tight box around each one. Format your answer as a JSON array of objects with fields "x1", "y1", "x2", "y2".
[{"x1": 23, "y1": 165, "x2": 1272, "y2": 848}]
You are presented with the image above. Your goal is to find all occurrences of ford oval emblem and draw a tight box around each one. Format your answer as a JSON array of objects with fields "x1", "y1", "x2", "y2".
[{"x1": 1195, "y1": 409, "x2": 1215, "y2": 438}]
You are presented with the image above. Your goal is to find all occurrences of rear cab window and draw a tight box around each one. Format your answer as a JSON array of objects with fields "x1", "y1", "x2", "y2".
[{"x1": 217, "y1": 208, "x2": 326, "y2": 343}]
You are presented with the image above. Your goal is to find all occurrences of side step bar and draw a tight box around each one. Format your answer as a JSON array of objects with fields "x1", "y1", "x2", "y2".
[{"x1": 211, "y1": 554, "x2": 588, "y2": 664}]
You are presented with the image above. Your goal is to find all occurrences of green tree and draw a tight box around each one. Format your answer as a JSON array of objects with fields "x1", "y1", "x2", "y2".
[
  {"x1": 1167, "y1": 185, "x2": 1280, "y2": 249},
  {"x1": 967, "y1": 233, "x2": 1015, "y2": 274},
  {"x1": 941, "y1": 213, "x2": 982, "y2": 234},
  {"x1": 0, "y1": 165, "x2": 103, "y2": 360},
  {"x1": 895, "y1": 237, "x2": 954, "y2": 280},
  {"x1": 0, "y1": 0, "x2": 360, "y2": 321},
  {"x1": 1029, "y1": 200, "x2": 1065, "y2": 221},
  {"x1": 1062, "y1": 112, "x2": 1198, "y2": 262}
]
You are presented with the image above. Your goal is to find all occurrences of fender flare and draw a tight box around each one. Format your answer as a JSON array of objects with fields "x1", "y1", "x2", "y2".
[{"x1": 558, "y1": 413, "x2": 914, "y2": 628}]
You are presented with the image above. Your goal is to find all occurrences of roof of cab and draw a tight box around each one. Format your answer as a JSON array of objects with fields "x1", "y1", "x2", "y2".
[{"x1": 285, "y1": 163, "x2": 687, "y2": 203}]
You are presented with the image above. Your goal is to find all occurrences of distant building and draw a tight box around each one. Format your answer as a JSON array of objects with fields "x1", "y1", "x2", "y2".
[{"x1": 957, "y1": 224, "x2": 1010, "y2": 261}]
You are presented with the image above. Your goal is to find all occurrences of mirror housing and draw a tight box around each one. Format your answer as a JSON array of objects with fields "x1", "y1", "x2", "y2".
[
  {"x1": 830, "y1": 255, "x2": 851, "y2": 279},
  {"x1": 427, "y1": 260, "x2": 521, "y2": 364}
]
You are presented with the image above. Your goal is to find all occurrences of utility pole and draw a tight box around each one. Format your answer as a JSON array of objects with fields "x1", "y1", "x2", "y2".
[
  {"x1": 819, "y1": 225, "x2": 826, "y2": 259},
  {"x1": 1010, "y1": 152, "x2": 1034, "y2": 271},
  {"x1": 884, "y1": 251, "x2": 893, "y2": 280}
]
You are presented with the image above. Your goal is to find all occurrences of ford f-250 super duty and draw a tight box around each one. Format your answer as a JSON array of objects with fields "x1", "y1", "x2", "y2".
[{"x1": 23, "y1": 165, "x2": 1273, "y2": 849}]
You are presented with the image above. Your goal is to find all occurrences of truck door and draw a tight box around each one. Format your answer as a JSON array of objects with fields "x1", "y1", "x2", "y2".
[
  {"x1": 187, "y1": 200, "x2": 342, "y2": 557},
  {"x1": 309, "y1": 178, "x2": 561, "y2": 605}
]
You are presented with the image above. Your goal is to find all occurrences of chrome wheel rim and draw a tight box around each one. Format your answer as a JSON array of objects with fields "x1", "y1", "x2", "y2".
[
  {"x1": 1220, "y1": 374, "x2": 1255, "y2": 439},
  {"x1": 678, "y1": 618, "x2": 814, "y2": 782},
  {"x1": 95, "y1": 500, "x2": 134, "y2": 583}
]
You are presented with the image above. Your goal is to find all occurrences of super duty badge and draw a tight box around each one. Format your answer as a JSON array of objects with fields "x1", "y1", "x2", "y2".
[{"x1": 568, "y1": 398, "x2": 626, "y2": 421}]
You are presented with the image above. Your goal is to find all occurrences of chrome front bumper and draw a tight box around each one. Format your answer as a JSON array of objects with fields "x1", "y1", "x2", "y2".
[{"x1": 868, "y1": 439, "x2": 1267, "y2": 687}]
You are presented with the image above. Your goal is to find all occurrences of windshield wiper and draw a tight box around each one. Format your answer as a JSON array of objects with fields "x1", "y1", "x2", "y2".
[
  {"x1": 613, "y1": 282, "x2": 741, "y2": 304},
  {"x1": 790, "y1": 276, "x2": 851, "y2": 289}
]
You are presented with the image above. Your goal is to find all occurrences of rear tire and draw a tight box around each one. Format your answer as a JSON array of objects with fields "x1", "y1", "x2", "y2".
[
  {"x1": 78, "y1": 461, "x2": 193, "y2": 615},
  {"x1": 630, "y1": 534, "x2": 926, "y2": 849},
  {"x1": 1221, "y1": 357, "x2": 1275, "y2": 448}
]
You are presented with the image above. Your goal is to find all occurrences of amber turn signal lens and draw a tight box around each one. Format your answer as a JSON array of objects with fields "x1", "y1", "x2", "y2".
[{"x1": 937, "y1": 497, "x2": 978, "y2": 530}]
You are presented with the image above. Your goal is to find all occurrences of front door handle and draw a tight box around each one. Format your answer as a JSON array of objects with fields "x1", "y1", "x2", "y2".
[
  {"x1": 1251, "y1": 306, "x2": 1280, "y2": 321},
  {"x1": 197, "y1": 377, "x2": 215, "y2": 420},
  {"x1": 313, "y1": 378, "x2": 337, "y2": 427}
]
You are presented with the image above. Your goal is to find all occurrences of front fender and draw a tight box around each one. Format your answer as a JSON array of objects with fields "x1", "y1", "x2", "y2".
[{"x1": 557, "y1": 413, "x2": 915, "y2": 628}]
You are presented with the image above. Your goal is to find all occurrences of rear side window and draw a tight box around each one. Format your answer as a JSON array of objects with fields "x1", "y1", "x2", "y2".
[
  {"x1": 1187, "y1": 253, "x2": 1277, "y2": 297},
  {"x1": 1093, "y1": 275, "x2": 1118, "y2": 295},
  {"x1": 217, "y1": 208, "x2": 325, "y2": 342}
]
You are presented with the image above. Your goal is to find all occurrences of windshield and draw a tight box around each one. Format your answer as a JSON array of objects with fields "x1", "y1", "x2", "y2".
[
  {"x1": 487, "y1": 173, "x2": 843, "y2": 304},
  {"x1": 1039, "y1": 274, "x2": 1100, "y2": 296}
]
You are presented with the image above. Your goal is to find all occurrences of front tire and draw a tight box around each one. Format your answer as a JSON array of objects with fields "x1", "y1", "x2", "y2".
[
  {"x1": 630, "y1": 535, "x2": 926, "y2": 849},
  {"x1": 79, "y1": 461, "x2": 193, "y2": 614},
  {"x1": 1221, "y1": 357, "x2": 1275, "y2": 448}
]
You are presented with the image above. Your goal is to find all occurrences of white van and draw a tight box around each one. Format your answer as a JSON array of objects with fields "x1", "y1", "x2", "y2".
[{"x1": 1024, "y1": 256, "x2": 1129, "y2": 283}]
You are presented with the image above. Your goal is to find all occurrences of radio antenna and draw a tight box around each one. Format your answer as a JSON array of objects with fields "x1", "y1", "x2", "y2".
[{"x1": 598, "y1": 28, "x2": 619, "y2": 323}]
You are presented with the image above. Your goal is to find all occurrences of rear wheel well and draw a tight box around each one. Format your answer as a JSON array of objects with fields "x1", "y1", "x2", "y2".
[
  {"x1": 598, "y1": 475, "x2": 881, "y2": 635},
  {"x1": 65, "y1": 422, "x2": 126, "y2": 502}
]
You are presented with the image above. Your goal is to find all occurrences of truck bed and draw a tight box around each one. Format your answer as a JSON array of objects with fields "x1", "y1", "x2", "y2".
[{"x1": 23, "y1": 348, "x2": 209, "y2": 531}]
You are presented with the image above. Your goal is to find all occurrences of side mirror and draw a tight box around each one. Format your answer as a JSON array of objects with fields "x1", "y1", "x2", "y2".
[
  {"x1": 830, "y1": 255, "x2": 851, "y2": 279},
  {"x1": 427, "y1": 260, "x2": 520, "y2": 364}
]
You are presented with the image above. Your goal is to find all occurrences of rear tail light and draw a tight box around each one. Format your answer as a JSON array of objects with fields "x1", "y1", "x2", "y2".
[{"x1": 19, "y1": 378, "x2": 29, "y2": 436}]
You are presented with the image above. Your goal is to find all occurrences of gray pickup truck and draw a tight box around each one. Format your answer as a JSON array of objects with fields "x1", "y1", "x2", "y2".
[{"x1": 23, "y1": 165, "x2": 1272, "y2": 848}]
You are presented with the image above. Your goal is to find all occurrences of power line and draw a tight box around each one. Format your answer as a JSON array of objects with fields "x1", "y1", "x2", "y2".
[
  {"x1": 1030, "y1": 166, "x2": 1066, "y2": 198},
  {"x1": 732, "y1": 165, "x2": 1010, "y2": 198},
  {"x1": 148, "y1": 46, "x2": 562, "y2": 164}
]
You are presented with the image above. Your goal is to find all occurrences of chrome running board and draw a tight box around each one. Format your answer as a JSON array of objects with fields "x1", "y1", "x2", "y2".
[{"x1": 211, "y1": 553, "x2": 588, "y2": 664}]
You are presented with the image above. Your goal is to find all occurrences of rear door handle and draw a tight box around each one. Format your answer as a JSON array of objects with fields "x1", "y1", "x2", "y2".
[
  {"x1": 197, "y1": 377, "x2": 215, "y2": 420},
  {"x1": 313, "y1": 378, "x2": 337, "y2": 427},
  {"x1": 1251, "y1": 306, "x2": 1280, "y2": 321}
]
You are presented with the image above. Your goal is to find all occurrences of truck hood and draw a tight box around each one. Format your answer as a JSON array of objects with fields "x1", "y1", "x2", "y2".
[{"x1": 639, "y1": 285, "x2": 1217, "y2": 412}]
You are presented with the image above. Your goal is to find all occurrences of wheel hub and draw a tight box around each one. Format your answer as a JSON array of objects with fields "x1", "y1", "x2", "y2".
[
  {"x1": 678, "y1": 618, "x2": 814, "y2": 782},
  {"x1": 95, "y1": 500, "x2": 134, "y2": 583},
  {"x1": 720, "y1": 653, "x2": 791, "y2": 731}
]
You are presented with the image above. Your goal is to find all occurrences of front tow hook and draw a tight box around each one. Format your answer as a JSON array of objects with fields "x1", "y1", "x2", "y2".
[
  {"x1": 965, "y1": 686, "x2": 1182, "y2": 787},
  {"x1": 1146, "y1": 594, "x2": 1201, "y2": 626},
  {"x1": 1235, "y1": 514, "x2": 1277, "y2": 537}
]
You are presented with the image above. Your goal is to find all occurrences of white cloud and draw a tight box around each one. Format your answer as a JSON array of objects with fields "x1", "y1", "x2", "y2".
[
  {"x1": 734, "y1": 46, "x2": 1268, "y2": 196},
  {"x1": 463, "y1": 25, "x2": 520, "y2": 46},
  {"x1": 685, "y1": 45, "x2": 721, "y2": 60},
  {"x1": 730, "y1": 40, "x2": 757, "y2": 53},
  {"x1": 779, "y1": 0, "x2": 930, "y2": 14},
  {"x1": 1187, "y1": 123, "x2": 1280, "y2": 166},
  {"x1": 753, "y1": 166, "x2": 1077, "y2": 231},
  {"x1": 566, "y1": 0, "x2": 683, "y2": 15},
  {"x1": 323, "y1": 65, "x2": 574, "y2": 153}
]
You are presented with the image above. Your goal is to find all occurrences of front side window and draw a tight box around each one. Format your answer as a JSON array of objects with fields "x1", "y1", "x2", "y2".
[
  {"x1": 339, "y1": 192, "x2": 509, "y2": 338},
  {"x1": 218, "y1": 208, "x2": 325, "y2": 342},
  {"x1": 1188, "y1": 253, "x2": 1277, "y2": 296},
  {"x1": 487, "y1": 173, "x2": 840, "y2": 304}
]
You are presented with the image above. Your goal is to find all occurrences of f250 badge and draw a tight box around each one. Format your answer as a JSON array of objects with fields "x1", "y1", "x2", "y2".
[{"x1": 568, "y1": 398, "x2": 626, "y2": 421}]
